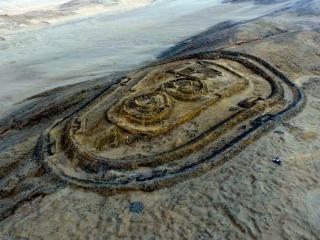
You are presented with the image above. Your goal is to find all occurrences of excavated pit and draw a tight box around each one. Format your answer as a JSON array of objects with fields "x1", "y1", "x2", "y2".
[{"x1": 40, "y1": 51, "x2": 304, "y2": 190}]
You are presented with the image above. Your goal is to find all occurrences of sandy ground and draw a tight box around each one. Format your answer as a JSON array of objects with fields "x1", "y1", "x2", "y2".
[
  {"x1": 0, "y1": 1, "x2": 319, "y2": 239},
  {"x1": 0, "y1": 0, "x2": 154, "y2": 24},
  {"x1": 0, "y1": 78, "x2": 319, "y2": 239},
  {"x1": 0, "y1": 0, "x2": 296, "y2": 117}
]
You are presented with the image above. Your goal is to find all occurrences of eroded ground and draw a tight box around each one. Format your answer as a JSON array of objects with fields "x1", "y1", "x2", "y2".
[
  {"x1": 0, "y1": 2, "x2": 320, "y2": 239},
  {"x1": 40, "y1": 51, "x2": 303, "y2": 192}
]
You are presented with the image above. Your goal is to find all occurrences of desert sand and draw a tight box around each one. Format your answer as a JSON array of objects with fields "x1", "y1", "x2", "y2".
[
  {"x1": 0, "y1": 0, "x2": 320, "y2": 239},
  {"x1": 0, "y1": 0, "x2": 295, "y2": 117}
]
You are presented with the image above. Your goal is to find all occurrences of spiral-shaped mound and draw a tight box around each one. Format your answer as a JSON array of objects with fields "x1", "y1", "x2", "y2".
[
  {"x1": 122, "y1": 91, "x2": 173, "y2": 124},
  {"x1": 161, "y1": 77, "x2": 206, "y2": 101}
]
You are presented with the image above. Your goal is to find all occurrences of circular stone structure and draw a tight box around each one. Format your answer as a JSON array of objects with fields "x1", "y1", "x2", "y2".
[{"x1": 40, "y1": 51, "x2": 304, "y2": 191}]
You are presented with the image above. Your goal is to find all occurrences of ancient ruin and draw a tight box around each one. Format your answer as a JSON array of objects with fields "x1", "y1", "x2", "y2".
[{"x1": 39, "y1": 51, "x2": 304, "y2": 190}]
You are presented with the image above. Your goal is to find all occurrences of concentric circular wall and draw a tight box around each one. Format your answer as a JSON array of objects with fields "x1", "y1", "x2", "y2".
[{"x1": 40, "y1": 51, "x2": 304, "y2": 190}]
